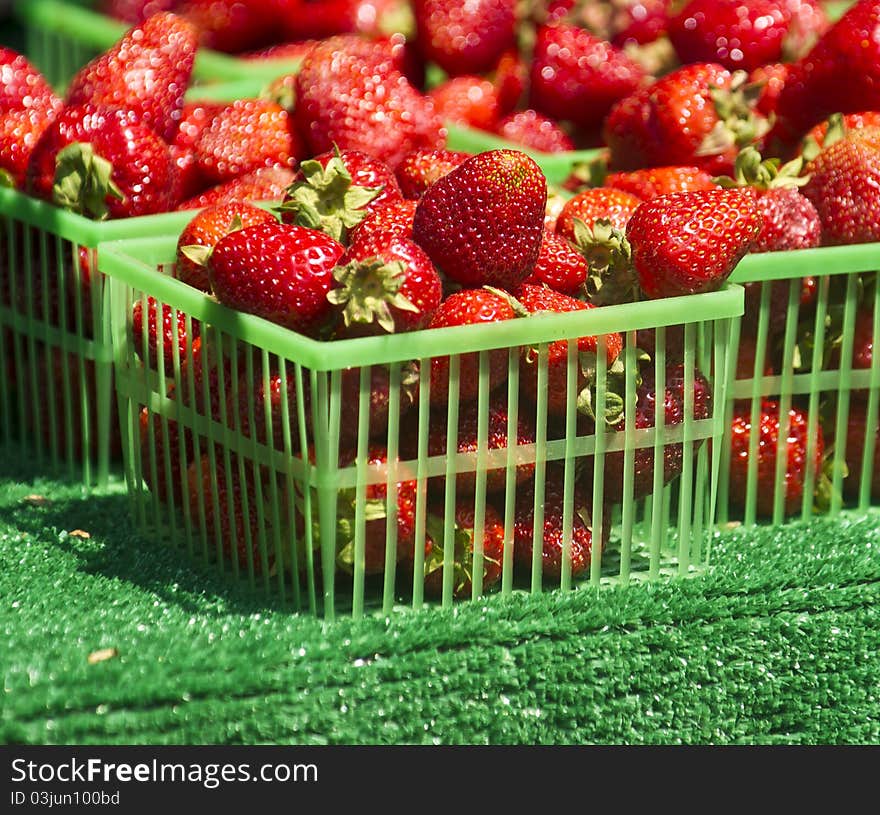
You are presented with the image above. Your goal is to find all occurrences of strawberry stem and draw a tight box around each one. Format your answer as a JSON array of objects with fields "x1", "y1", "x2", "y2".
[{"x1": 327, "y1": 257, "x2": 418, "y2": 334}]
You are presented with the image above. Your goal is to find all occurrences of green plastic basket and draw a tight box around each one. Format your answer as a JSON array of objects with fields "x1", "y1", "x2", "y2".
[
  {"x1": 720, "y1": 242, "x2": 880, "y2": 527},
  {"x1": 15, "y1": 0, "x2": 303, "y2": 89},
  {"x1": 100, "y1": 232, "x2": 742, "y2": 619}
]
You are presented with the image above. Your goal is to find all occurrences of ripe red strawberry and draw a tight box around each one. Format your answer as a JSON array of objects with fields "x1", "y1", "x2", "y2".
[
  {"x1": 801, "y1": 119, "x2": 880, "y2": 246},
  {"x1": 412, "y1": 149, "x2": 547, "y2": 289},
  {"x1": 65, "y1": 12, "x2": 198, "y2": 144},
  {"x1": 421, "y1": 500, "x2": 507, "y2": 599},
  {"x1": 513, "y1": 466, "x2": 606, "y2": 581},
  {"x1": 0, "y1": 48, "x2": 63, "y2": 116},
  {"x1": 175, "y1": 166, "x2": 295, "y2": 211},
  {"x1": 278, "y1": 148, "x2": 402, "y2": 244},
  {"x1": 426, "y1": 287, "x2": 523, "y2": 405},
  {"x1": 329, "y1": 231, "x2": 444, "y2": 335},
  {"x1": 26, "y1": 105, "x2": 179, "y2": 218},
  {"x1": 528, "y1": 23, "x2": 646, "y2": 136},
  {"x1": 167, "y1": 100, "x2": 226, "y2": 200},
  {"x1": 101, "y1": 0, "x2": 178, "y2": 23},
  {"x1": 801, "y1": 111, "x2": 880, "y2": 153},
  {"x1": 523, "y1": 229, "x2": 589, "y2": 295},
  {"x1": 294, "y1": 35, "x2": 446, "y2": 169},
  {"x1": 280, "y1": 0, "x2": 414, "y2": 43},
  {"x1": 626, "y1": 187, "x2": 763, "y2": 299},
  {"x1": 131, "y1": 296, "x2": 200, "y2": 375},
  {"x1": 839, "y1": 400, "x2": 880, "y2": 500},
  {"x1": 727, "y1": 400, "x2": 823, "y2": 517},
  {"x1": 138, "y1": 406, "x2": 189, "y2": 513},
  {"x1": 554, "y1": 187, "x2": 643, "y2": 244},
  {"x1": 495, "y1": 109, "x2": 575, "y2": 154},
  {"x1": 427, "y1": 75, "x2": 502, "y2": 131},
  {"x1": 491, "y1": 48, "x2": 527, "y2": 114},
  {"x1": 175, "y1": 201, "x2": 278, "y2": 292},
  {"x1": 413, "y1": 0, "x2": 517, "y2": 76},
  {"x1": 193, "y1": 98, "x2": 301, "y2": 187},
  {"x1": 603, "y1": 62, "x2": 772, "y2": 176},
  {"x1": 714, "y1": 146, "x2": 821, "y2": 252},
  {"x1": 769, "y1": 0, "x2": 880, "y2": 150},
  {"x1": 749, "y1": 62, "x2": 790, "y2": 119},
  {"x1": 604, "y1": 165, "x2": 718, "y2": 201},
  {"x1": 516, "y1": 283, "x2": 625, "y2": 419},
  {"x1": 611, "y1": 0, "x2": 672, "y2": 47},
  {"x1": 395, "y1": 148, "x2": 471, "y2": 200},
  {"x1": 208, "y1": 221, "x2": 345, "y2": 336},
  {"x1": 0, "y1": 108, "x2": 58, "y2": 188},
  {"x1": 348, "y1": 198, "x2": 419, "y2": 244},
  {"x1": 596, "y1": 363, "x2": 713, "y2": 503},
  {"x1": 178, "y1": 0, "x2": 276, "y2": 53}
]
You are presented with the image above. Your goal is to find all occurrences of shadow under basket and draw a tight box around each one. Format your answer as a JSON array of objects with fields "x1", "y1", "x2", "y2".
[{"x1": 100, "y1": 234, "x2": 742, "y2": 620}]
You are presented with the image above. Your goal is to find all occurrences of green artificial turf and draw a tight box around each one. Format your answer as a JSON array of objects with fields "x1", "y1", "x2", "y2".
[{"x1": 1, "y1": 448, "x2": 879, "y2": 746}]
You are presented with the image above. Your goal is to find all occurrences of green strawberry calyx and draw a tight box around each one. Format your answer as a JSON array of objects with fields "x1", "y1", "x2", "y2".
[
  {"x1": 697, "y1": 71, "x2": 772, "y2": 159},
  {"x1": 562, "y1": 150, "x2": 611, "y2": 192},
  {"x1": 179, "y1": 215, "x2": 244, "y2": 270},
  {"x1": 576, "y1": 352, "x2": 628, "y2": 427},
  {"x1": 327, "y1": 257, "x2": 419, "y2": 334},
  {"x1": 335, "y1": 495, "x2": 389, "y2": 572},
  {"x1": 800, "y1": 112, "x2": 847, "y2": 163},
  {"x1": 0, "y1": 168, "x2": 14, "y2": 188},
  {"x1": 53, "y1": 141, "x2": 125, "y2": 221},
  {"x1": 276, "y1": 149, "x2": 383, "y2": 244},
  {"x1": 571, "y1": 217, "x2": 639, "y2": 306},
  {"x1": 713, "y1": 145, "x2": 809, "y2": 190},
  {"x1": 424, "y1": 513, "x2": 499, "y2": 596}
]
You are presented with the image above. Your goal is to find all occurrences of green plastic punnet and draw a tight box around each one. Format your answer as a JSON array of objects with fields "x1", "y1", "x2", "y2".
[
  {"x1": 99, "y1": 232, "x2": 741, "y2": 620},
  {"x1": 719, "y1": 242, "x2": 880, "y2": 528}
]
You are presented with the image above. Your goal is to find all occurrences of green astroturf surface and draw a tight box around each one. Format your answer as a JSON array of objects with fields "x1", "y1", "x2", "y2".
[{"x1": 0, "y1": 449, "x2": 879, "y2": 746}]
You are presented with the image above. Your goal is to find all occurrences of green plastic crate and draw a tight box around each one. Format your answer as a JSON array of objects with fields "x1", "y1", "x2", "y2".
[
  {"x1": 100, "y1": 233, "x2": 741, "y2": 619},
  {"x1": 15, "y1": 0, "x2": 303, "y2": 89},
  {"x1": 720, "y1": 243, "x2": 880, "y2": 527}
]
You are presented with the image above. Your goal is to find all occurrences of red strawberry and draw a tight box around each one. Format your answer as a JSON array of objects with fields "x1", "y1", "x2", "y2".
[
  {"x1": 131, "y1": 296, "x2": 200, "y2": 375},
  {"x1": 101, "y1": 0, "x2": 178, "y2": 23},
  {"x1": 554, "y1": 186, "x2": 643, "y2": 244},
  {"x1": 800, "y1": 118, "x2": 880, "y2": 246},
  {"x1": 611, "y1": 0, "x2": 672, "y2": 47},
  {"x1": 413, "y1": 0, "x2": 517, "y2": 76},
  {"x1": 176, "y1": 166, "x2": 296, "y2": 211},
  {"x1": 0, "y1": 48, "x2": 63, "y2": 116},
  {"x1": 839, "y1": 400, "x2": 880, "y2": 500},
  {"x1": 604, "y1": 166, "x2": 718, "y2": 201},
  {"x1": 0, "y1": 108, "x2": 58, "y2": 188},
  {"x1": 167, "y1": 100, "x2": 226, "y2": 199},
  {"x1": 727, "y1": 400, "x2": 823, "y2": 517},
  {"x1": 516, "y1": 283, "x2": 625, "y2": 419},
  {"x1": 427, "y1": 75, "x2": 502, "y2": 131},
  {"x1": 495, "y1": 109, "x2": 575, "y2": 154},
  {"x1": 65, "y1": 12, "x2": 198, "y2": 144},
  {"x1": 280, "y1": 0, "x2": 413, "y2": 42},
  {"x1": 348, "y1": 198, "x2": 419, "y2": 244},
  {"x1": 193, "y1": 98, "x2": 301, "y2": 187},
  {"x1": 491, "y1": 48, "x2": 527, "y2": 114},
  {"x1": 207, "y1": 221, "x2": 345, "y2": 336},
  {"x1": 524, "y1": 229, "x2": 589, "y2": 295},
  {"x1": 278, "y1": 148, "x2": 402, "y2": 244},
  {"x1": 426, "y1": 287, "x2": 523, "y2": 405},
  {"x1": 626, "y1": 187, "x2": 763, "y2": 299},
  {"x1": 802, "y1": 111, "x2": 880, "y2": 152},
  {"x1": 26, "y1": 105, "x2": 179, "y2": 218},
  {"x1": 294, "y1": 35, "x2": 446, "y2": 169},
  {"x1": 749, "y1": 61, "x2": 790, "y2": 119},
  {"x1": 395, "y1": 147, "x2": 471, "y2": 199},
  {"x1": 175, "y1": 201, "x2": 278, "y2": 292},
  {"x1": 138, "y1": 406, "x2": 190, "y2": 513},
  {"x1": 513, "y1": 466, "x2": 606, "y2": 581},
  {"x1": 603, "y1": 62, "x2": 772, "y2": 176},
  {"x1": 329, "y1": 231, "x2": 444, "y2": 335},
  {"x1": 528, "y1": 23, "x2": 647, "y2": 136},
  {"x1": 178, "y1": 0, "x2": 276, "y2": 53},
  {"x1": 421, "y1": 500, "x2": 507, "y2": 599},
  {"x1": 412, "y1": 149, "x2": 547, "y2": 289}
]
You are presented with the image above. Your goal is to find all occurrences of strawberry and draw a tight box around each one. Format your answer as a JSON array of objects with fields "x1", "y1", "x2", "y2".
[
  {"x1": 713, "y1": 146, "x2": 821, "y2": 252},
  {"x1": 278, "y1": 148, "x2": 402, "y2": 244},
  {"x1": 138, "y1": 406, "x2": 190, "y2": 513},
  {"x1": 26, "y1": 105, "x2": 179, "y2": 219},
  {"x1": 769, "y1": 0, "x2": 880, "y2": 151},
  {"x1": 523, "y1": 229, "x2": 589, "y2": 295},
  {"x1": 426, "y1": 287, "x2": 523, "y2": 405},
  {"x1": 394, "y1": 147, "x2": 471, "y2": 199},
  {"x1": 603, "y1": 62, "x2": 772, "y2": 176},
  {"x1": 0, "y1": 108, "x2": 58, "y2": 189},
  {"x1": 800, "y1": 117, "x2": 880, "y2": 246},
  {"x1": 494, "y1": 109, "x2": 575, "y2": 154},
  {"x1": 328, "y1": 231, "x2": 444, "y2": 335},
  {"x1": 516, "y1": 283, "x2": 625, "y2": 420},
  {"x1": 167, "y1": 101, "x2": 226, "y2": 200},
  {"x1": 528, "y1": 23, "x2": 647, "y2": 137},
  {"x1": 279, "y1": 0, "x2": 413, "y2": 43},
  {"x1": 131, "y1": 296, "x2": 200, "y2": 375},
  {"x1": 513, "y1": 466, "x2": 606, "y2": 581},
  {"x1": 175, "y1": 201, "x2": 278, "y2": 292},
  {"x1": 839, "y1": 401, "x2": 880, "y2": 500},
  {"x1": 294, "y1": 34, "x2": 446, "y2": 169},
  {"x1": 427, "y1": 75, "x2": 502, "y2": 131},
  {"x1": 348, "y1": 198, "x2": 419, "y2": 244},
  {"x1": 101, "y1": 0, "x2": 179, "y2": 23},
  {"x1": 749, "y1": 62, "x2": 790, "y2": 119},
  {"x1": 611, "y1": 0, "x2": 672, "y2": 48},
  {"x1": 626, "y1": 187, "x2": 762, "y2": 299},
  {"x1": 207, "y1": 221, "x2": 345, "y2": 336},
  {"x1": 65, "y1": 12, "x2": 198, "y2": 144},
  {"x1": 554, "y1": 187, "x2": 643, "y2": 244},
  {"x1": 603, "y1": 165, "x2": 718, "y2": 201},
  {"x1": 596, "y1": 363, "x2": 713, "y2": 503},
  {"x1": 193, "y1": 98, "x2": 301, "y2": 187},
  {"x1": 412, "y1": 149, "x2": 547, "y2": 289},
  {"x1": 413, "y1": 0, "x2": 517, "y2": 76},
  {"x1": 178, "y1": 0, "x2": 276, "y2": 53},
  {"x1": 421, "y1": 500, "x2": 507, "y2": 599},
  {"x1": 727, "y1": 400, "x2": 824, "y2": 517},
  {"x1": 801, "y1": 111, "x2": 880, "y2": 153},
  {"x1": 0, "y1": 48, "x2": 63, "y2": 116},
  {"x1": 175, "y1": 166, "x2": 296, "y2": 210},
  {"x1": 491, "y1": 48, "x2": 527, "y2": 114}
]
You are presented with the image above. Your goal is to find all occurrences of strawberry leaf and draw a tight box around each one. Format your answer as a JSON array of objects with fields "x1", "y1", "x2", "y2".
[{"x1": 327, "y1": 257, "x2": 417, "y2": 334}]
